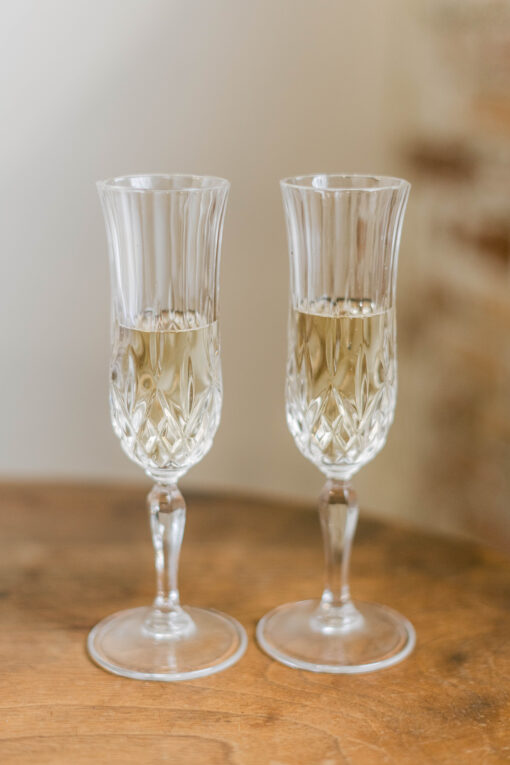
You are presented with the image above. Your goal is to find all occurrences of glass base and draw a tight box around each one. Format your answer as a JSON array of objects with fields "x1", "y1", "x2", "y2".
[
  {"x1": 88, "y1": 606, "x2": 247, "y2": 681},
  {"x1": 256, "y1": 599, "x2": 415, "y2": 674}
]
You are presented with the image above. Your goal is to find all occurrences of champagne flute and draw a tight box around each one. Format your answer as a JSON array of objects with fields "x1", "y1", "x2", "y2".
[
  {"x1": 257, "y1": 174, "x2": 415, "y2": 673},
  {"x1": 88, "y1": 174, "x2": 247, "y2": 681}
]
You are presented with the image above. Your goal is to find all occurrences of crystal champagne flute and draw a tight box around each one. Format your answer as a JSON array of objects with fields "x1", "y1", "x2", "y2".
[
  {"x1": 257, "y1": 174, "x2": 415, "y2": 673},
  {"x1": 88, "y1": 174, "x2": 247, "y2": 681}
]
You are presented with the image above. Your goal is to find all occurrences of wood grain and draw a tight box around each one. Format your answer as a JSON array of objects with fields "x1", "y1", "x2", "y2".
[{"x1": 0, "y1": 482, "x2": 509, "y2": 764}]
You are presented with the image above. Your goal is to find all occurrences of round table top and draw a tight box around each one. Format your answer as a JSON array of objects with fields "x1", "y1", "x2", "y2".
[{"x1": 1, "y1": 482, "x2": 509, "y2": 764}]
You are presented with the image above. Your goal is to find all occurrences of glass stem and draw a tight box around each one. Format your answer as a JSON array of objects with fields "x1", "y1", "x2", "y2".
[
  {"x1": 312, "y1": 479, "x2": 362, "y2": 632},
  {"x1": 145, "y1": 483, "x2": 195, "y2": 638}
]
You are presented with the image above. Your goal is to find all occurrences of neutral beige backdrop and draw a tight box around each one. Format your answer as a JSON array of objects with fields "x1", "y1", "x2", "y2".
[{"x1": 1, "y1": 1, "x2": 416, "y2": 520}]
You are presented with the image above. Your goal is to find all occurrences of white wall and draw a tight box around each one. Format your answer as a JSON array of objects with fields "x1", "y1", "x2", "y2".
[{"x1": 1, "y1": 1, "x2": 409, "y2": 511}]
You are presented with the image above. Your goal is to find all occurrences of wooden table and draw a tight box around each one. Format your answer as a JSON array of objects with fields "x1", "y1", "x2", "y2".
[{"x1": 1, "y1": 483, "x2": 509, "y2": 764}]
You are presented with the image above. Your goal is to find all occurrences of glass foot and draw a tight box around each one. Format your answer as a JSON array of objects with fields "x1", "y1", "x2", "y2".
[
  {"x1": 88, "y1": 606, "x2": 247, "y2": 681},
  {"x1": 256, "y1": 599, "x2": 415, "y2": 674}
]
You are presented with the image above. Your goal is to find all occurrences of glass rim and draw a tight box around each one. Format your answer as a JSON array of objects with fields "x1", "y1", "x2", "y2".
[
  {"x1": 280, "y1": 173, "x2": 410, "y2": 193},
  {"x1": 97, "y1": 173, "x2": 230, "y2": 193}
]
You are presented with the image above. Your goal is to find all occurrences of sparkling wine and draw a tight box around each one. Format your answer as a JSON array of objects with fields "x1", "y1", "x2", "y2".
[
  {"x1": 110, "y1": 311, "x2": 221, "y2": 479},
  {"x1": 286, "y1": 299, "x2": 396, "y2": 477}
]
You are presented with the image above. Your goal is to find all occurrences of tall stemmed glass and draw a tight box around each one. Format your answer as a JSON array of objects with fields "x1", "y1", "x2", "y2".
[
  {"x1": 88, "y1": 174, "x2": 247, "y2": 681},
  {"x1": 257, "y1": 174, "x2": 415, "y2": 673}
]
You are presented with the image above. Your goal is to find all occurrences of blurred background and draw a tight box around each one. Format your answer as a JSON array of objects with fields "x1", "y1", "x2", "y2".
[{"x1": 1, "y1": 0, "x2": 509, "y2": 549}]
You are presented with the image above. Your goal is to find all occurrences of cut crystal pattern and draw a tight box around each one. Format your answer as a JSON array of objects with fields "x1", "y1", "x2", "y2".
[
  {"x1": 110, "y1": 315, "x2": 221, "y2": 479},
  {"x1": 286, "y1": 300, "x2": 396, "y2": 478}
]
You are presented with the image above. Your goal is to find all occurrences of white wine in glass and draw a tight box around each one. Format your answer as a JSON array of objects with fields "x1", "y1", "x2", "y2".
[
  {"x1": 287, "y1": 299, "x2": 396, "y2": 475},
  {"x1": 110, "y1": 312, "x2": 221, "y2": 477},
  {"x1": 257, "y1": 174, "x2": 415, "y2": 674},
  {"x1": 88, "y1": 174, "x2": 247, "y2": 682}
]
